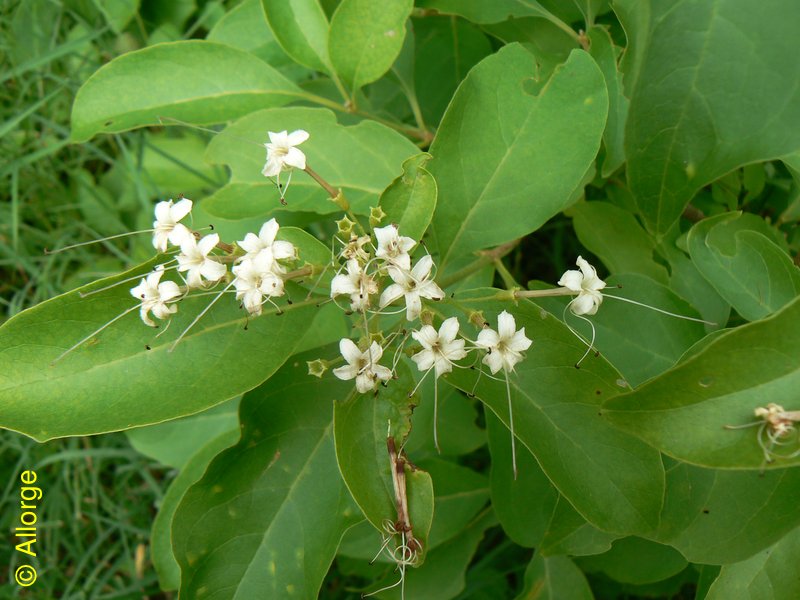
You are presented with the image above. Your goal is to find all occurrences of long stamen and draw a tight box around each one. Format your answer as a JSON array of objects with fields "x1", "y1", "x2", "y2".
[
  {"x1": 504, "y1": 369, "x2": 518, "y2": 480},
  {"x1": 408, "y1": 367, "x2": 433, "y2": 398},
  {"x1": 52, "y1": 304, "x2": 140, "y2": 365},
  {"x1": 602, "y1": 293, "x2": 717, "y2": 325},
  {"x1": 169, "y1": 282, "x2": 234, "y2": 352},
  {"x1": 45, "y1": 228, "x2": 155, "y2": 254},
  {"x1": 561, "y1": 302, "x2": 596, "y2": 367},
  {"x1": 79, "y1": 262, "x2": 179, "y2": 298},
  {"x1": 572, "y1": 312, "x2": 597, "y2": 368},
  {"x1": 157, "y1": 116, "x2": 263, "y2": 147}
]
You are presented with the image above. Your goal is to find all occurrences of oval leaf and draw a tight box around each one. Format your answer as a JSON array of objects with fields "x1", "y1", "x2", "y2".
[
  {"x1": 70, "y1": 41, "x2": 302, "y2": 141},
  {"x1": 428, "y1": 45, "x2": 608, "y2": 274},
  {"x1": 603, "y1": 296, "x2": 800, "y2": 469}
]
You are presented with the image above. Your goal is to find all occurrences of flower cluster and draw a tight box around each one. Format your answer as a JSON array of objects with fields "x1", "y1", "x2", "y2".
[{"x1": 127, "y1": 200, "x2": 299, "y2": 332}]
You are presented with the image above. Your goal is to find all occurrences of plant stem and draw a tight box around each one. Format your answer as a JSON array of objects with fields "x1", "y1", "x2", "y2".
[{"x1": 437, "y1": 239, "x2": 520, "y2": 289}]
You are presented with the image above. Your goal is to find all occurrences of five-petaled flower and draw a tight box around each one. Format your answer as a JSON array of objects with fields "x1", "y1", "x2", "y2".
[
  {"x1": 177, "y1": 233, "x2": 227, "y2": 288},
  {"x1": 333, "y1": 338, "x2": 393, "y2": 393},
  {"x1": 475, "y1": 311, "x2": 532, "y2": 374},
  {"x1": 331, "y1": 259, "x2": 379, "y2": 312},
  {"x1": 411, "y1": 317, "x2": 468, "y2": 377},
  {"x1": 152, "y1": 198, "x2": 193, "y2": 252},
  {"x1": 374, "y1": 224, "x2": 415, "y2": 270},
  {"x1": 232, "y1": 253, "x2": 285, "y2": 316},
  {"x1": 558, "y1": 256, "x2": 606, "y2": 316},
  {"x1": 380, "y1": 255, "x2": 444, "y2": 321},
  {"x1": 237, "y1": 218, "x2": 296, "y2": 270},
  {"x1": 262, "y1": 130, "x2": 309, "y2": 178},
  {"x1": 130, "y1": 268, "x2": 181, "y2": 327}
]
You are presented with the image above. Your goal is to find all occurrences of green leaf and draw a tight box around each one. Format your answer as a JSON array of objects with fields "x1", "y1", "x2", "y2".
[
  {"x1": 705, "y1": 527, "x2": 800, "y2": 598},
  {"x1": 540, "y1": 496, "x2": 620, "y2": 557},
  {"x1": 261, "y1": 0, "x2": 332, "y2": 73},
  {"x1": 416, "y1": 0, "x2": 558, "y2": 24},
  {"x1": 204, "y1": 106, "x2": 419, "y2": 216},
  {"x1": 378, "y1": 153, "x2": 437, "y2": 241},
  {"x1": 413, "y1": 16, "x2": 492, "y2": 126},
  {"x1": 515, "y1": 554, "x2": 593, "y2": 600},
  {"x1": 577, "y1": 536, "x2": 687, "y2": 585},
  {"x1": 70, "y1": 41, "x2": 303, "y2": 142},
  {"x1": 486, "y1": 409, "x2": 558, "y2": 548},
  {"x1": 328, "y1": 0, "x2": 413, "y2": 93},
  {"x1": 127, "y1": 398, "x2": 240, "y2": 468},
  {"x1": 429, "y1": 45, "x2": 608, "y2": 274},
  {"x1": 624, "y1": 0, "x2": 800, "y2": 235},
  {"x1": 207, "y1": 0, "x2": 310, "y2": 81},
  {"x1": 571, "y1": 201, "x2": 668, "y2": 284},
  {"x1": 333, "y1": 361, "x2": 435, "y2": 562},
  {"x1": 172, "y1": 355, "x2": 361, "y2": 599},
  {"x1": 687, "y1": 212, "x2": 800, "y2": 321},
  {"x1": 0, "y1": 262, "x2": 317, "y2": 440},
  {"x1": 654, "y1": 460, "x2": 800, "y2": 564},
  {"x1": 446, "y1": 292, "x2": 665, "y2": 535},
  {"x1": 151, "y1": 430, "x2": 239, "y2": 591},
  {"x1": 587, "y1": 26, "x2": 628, "y2": 176},
  {"x1": 603, "y1": 296, "x2": 800, "y2": 469}
]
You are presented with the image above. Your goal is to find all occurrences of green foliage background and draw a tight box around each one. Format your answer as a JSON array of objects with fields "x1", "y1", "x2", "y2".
[{"x1": 2, "y1": 0, "x2": 800, "y2": 598}]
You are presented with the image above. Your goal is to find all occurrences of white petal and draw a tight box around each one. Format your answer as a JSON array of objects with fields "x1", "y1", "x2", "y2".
[
  {"x1": 238, "y1": 232, "x2": 263, "y2": 255},
  {"x1": 508, "y1": 328, "x2": 532, "y2": 352},
  {"x1": 411, "y1": 349, "x2": 435, "y2": 372},
  {"x1": 418, "y1": 280, "x2": 444, "y2": 301},
  {"x1": 168, "y1": 223, "x2": 193, "y2": 247},
  {"x1": 570, "y1": 293, "x2": 597, "y2": 316},
  {"x1": 170, "y1": 198, "x2": 193, "y2": 221},
  {"x1": 373, "y1": 225, "x2": 397, "y2": 250},
  {"x1": 259, "y1": 219, "x2": 279, "y2": 245},
  {"x1": 287, "y1": 129, "x2": 310, "y2": 146},
  {"x1": 368, "y1": 341, "x2": 384, "y2": 363},
  {"x1": 272, "y1": 240, "x2": 296, "y2": 261},
  {"x1": 154, "y1": 200, "x2": 172, "y2": 223},
  {"x1": 497, "y1": 311, "x2": 516, "y2": 340},
  {"x1": 339, "y1": 338, "x2": 362, "y2": 365},
  {"x1": 398, "y1": 236, "x2": 415, "y2": 253},
  {"x1": 333, "y1": 364, "x2": 358, "y2": 382},
  {"x1": 438, "y1": 317, "x2": 460, "y2": 343},
  {"x1": 139, "y1": 307, "x2": 156, "y2": 327},
  {"x1": 130, "y1": 280, "x2": 147, "y2": 299},
  {"x1": 152, "y1": 231, "x2": 169, "y2": 252},
  {"x1": 197, "y1": 233, "x2": 219, "y2": 256},
  {"x1": 482, "y1": 351, "x2": 504, "y2": 375},
  {"x1": 380, "y1": 283, "x2": 405, "y2": 308},
  {"x1": 355, "y1": 373, "x2": 374, "y2": 394},
  {"x1": 576, "y1": 256, "x2": 597, "y2": 280},
  {"x1": 179, "y1": 235, "x2": 198, "y2": 255},
  {"x1": 283, "y1": 147, "x2": 306, "y2": 170},
  {"x1": 372, "y1": 364, "x2": 393, "y2": 382},
  {"x1": 331, "y1": 274, "x2": 357, "y2": 296},
  {"x1": 200, "y1": 259, "x2": 227, "y2": 281},
  {"x1": 268, "y1": 130, "x2": 288, "y2": 145},
  {"x1": 411, "y1": 325, "x2": 438, "y2": 349},
  {"x1": 405, "y1": 292, "x2": 422, "y2": 321},
  {"x1": 557, "y1": 270, "x2": 583, "y2": 292},
  {"x1": 475, "y1": 328, "x2": 499, "y2": 349},
  {"x1": 262, "y1": 159, "x2": 282, "y2": 177},
  {"x1": 443, "y1": 338, "x2": 467, "y2": 361},
  {"x1": 502, "y1": 351, "x2": 523, "y2": 373},
  {"x1": 158, "y1": 281, "x2": 181, "y2": 301},
  {"x1": 433, "y1": 355, "x2": 453, "y2": 377},
  {"x1": 411, "y1": 255, "x2": 434, "y2": 280}
]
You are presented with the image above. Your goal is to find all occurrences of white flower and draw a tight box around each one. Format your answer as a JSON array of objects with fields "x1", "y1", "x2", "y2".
[
  {"x1": 130, "y1": 268, "x2": 181, "y2": 327},
  {"x1": 475, "y1": 311, "x2": 532, "y2": 374},
  {"x1": 262, "y1": 130, "x2": 309, "y2": 178},
  {"x1": 411, "y1": 317, "x2": 467, "y2": 377},
  {"x1": 333, "y1": 339, "x2": 393, "y2": 393},
  {"x1": 374, "y1": 224, "x2": 415, "y2": 270},
  {"x1": 232, "y1": 253, "x2": 285, "y2": 316},
  {"x1": 379, "y1": 255, "x2": 444, "y2": 321},
  {"x1": 237, "y1": 219, "x2": 296, "y2": 273},
  {"x1": 330, "y1": 259, "x2": 379, "y2": 312},
  {"x1": 153, "y1": 198, "x2": 193, "y2": 252},
  {"x1": 176, "y1": 233, "x2": 227, "y2": 288},
  {"x1": 558, "y1": 256, "x2": 606, "y2": 316}
]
